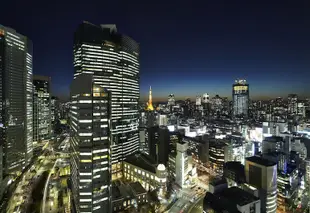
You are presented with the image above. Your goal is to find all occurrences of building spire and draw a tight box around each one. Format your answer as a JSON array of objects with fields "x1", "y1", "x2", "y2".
[{"x1": 146, "y1": 86, "x2": 154, "y2": 111}]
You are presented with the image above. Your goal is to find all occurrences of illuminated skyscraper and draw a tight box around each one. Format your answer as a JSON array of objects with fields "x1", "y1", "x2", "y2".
[
  {"x1": 196, "y1": 95, "x2": 202, "y2": 106},
  {"x1": 167, "y1": 94, "x2": 175, "y2": 113},
  {"x1": 74, "y1": 22, "x2": 139, "y2": 178},
  {"x1": 288, "y1": 94, "x2": 298, "y2": 115},
  {"x1": 168, "y1": 94, "x2": 175, "y2": 106},
  {"x1": 33, "y1": 75, "x2": 51, "y2": 142},
  {"x1": 232, "y1": 79, "x2": 249, "y2": 118},
  {"x1": 0, "y1": 25, "x2": 33, "y2": 175},
  {"x1": 202, "y1": 93, "x2": 211, "y2": 117},
  {"x1": 51, "y1": 96, "x2": 60, "y2": 123},
  {"x1": 70, "y1": 74, "x2": 111, "y2": 213}
]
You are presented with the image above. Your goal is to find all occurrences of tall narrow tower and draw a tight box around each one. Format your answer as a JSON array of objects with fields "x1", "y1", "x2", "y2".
[{"x1": 146, "y1": 86, "x2": 154, "y2": 111}]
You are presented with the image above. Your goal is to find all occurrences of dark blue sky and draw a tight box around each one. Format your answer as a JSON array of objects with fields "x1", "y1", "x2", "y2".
[{"x1": 1, "y1": 0, "x2": 309, "y2": 101}]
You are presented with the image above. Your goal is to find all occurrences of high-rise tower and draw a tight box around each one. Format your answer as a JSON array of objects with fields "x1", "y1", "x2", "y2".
[
  {"x1": 33, "y1": 75, "x2": 51, "y2": 142},
  {"x1": 70, "y1": 74, "x2": 111, "y2": 213},
  {"x1": 232, "y1": 79, "x2": 249, "y2": 119},
  {"x1": 245, "y1": 156, "x2": 277, "y2": 213},
  {"x1": 73, "y1": 22, "x2": 139, "y2": 178},
  {"x1": 146, "y1": 86, "x2": 154, "y2": 111},
  {"x1": 288, "y1": 94, "x2": 298, "y2": 115},
  {"x1": 167, "y1": 94, "x2": 175, "y2": 113},
  {"x1": 0, "y1": 25, "x2": 33, "y2": 176}
]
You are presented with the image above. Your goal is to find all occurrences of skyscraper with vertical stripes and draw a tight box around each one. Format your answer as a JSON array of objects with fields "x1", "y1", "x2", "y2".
[
  {"x1": 73, "y1": 22, "x2": 140, "y2": 179},
  {"x1": 0, "y1": 25, "x2": 33, "y2": 176}
]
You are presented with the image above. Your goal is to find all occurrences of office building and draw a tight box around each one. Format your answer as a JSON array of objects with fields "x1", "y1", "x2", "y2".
[
  {"x1": 208, "y1": 139, "x2": 229, "y2": 174},
  {"x1": 262, "y1": 136, "x2": 285, "y2": 154},
  {"x1": 147, "y1": 126, "x2": 159, "y2": 161},
  {"x1": 211, "y1": 94, "x2": 223, "y2": 115},
  {"x1": 74, "y1": 22, "x2": 140, "y2": 178},
  {"x1": 33, "y1": 75, "x2": 51, "y2": 142},
  {"x1": 175, "y1": 141, "x2": 189, "y2": 188},
  {"x1": 203, "y1": 186, "x2": 261, "y2": 213},
  {"x1": 202, "y1": 93, "x2": 211, "y2": 117},
  {"x1": 223, "y1": 161, "x2": 246, "y2": 187},
  {"x1": 196, "y1": 95, "x2": 202, "y2": 106},
  {"x1": 0, "y1": 25, "x2": 33, "y2": 175},
  {"x1": 288, "y1": 94, "x2": 298, "y2": 115},
  {"x1": 158, "y1": 114, "x2": 168, "y2": 126},
  {"x1": 232, "y1": 79, "x2": 249, "y2": 118},
  {"x1": 167, "y1": 94, "x2": 175, "y2": 112},
  {"x1": 51, "y1": 96, "x2": 59, "y2": 123},
  {"x1": 277, "y1": 165, "x2": 299, "y2": 212},
  {"x1": 245, "y1": 156, "x2": 277, "y2": 213},
  {"x1": 183, "y1": 98, "x2": 192, "y2": 117},
  {"x1": 70, "y1": 74, "x2": 111, "y2": 213},
  {"x1": 157, "y1": 126, "x2": 170, "y2": 165}
]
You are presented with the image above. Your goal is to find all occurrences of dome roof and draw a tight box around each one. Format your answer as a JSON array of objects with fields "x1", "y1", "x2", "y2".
[{"x1": 157, "y1": 164, "x2": 166, "y2": 171}]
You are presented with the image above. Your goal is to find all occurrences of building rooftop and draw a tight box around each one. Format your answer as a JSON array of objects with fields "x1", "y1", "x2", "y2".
[
  {"x1": 112, "y1": 182, "x2": 144, "y2": 201},
  {"x1": 129, "y1": 182, "x2": 147, "y2": 195},
  {"x1": 223, "y1": 161, "x2": 245, "y2": 180},
  {"x1": 204, "y1": 192, "x2": 240, "y2": 213},
  {"x1": 264, "y1": 136, "x2": 284, "y2": 142},
  {"x1": 112, "y1": 185, "x2": 122, "y2": 200},
  {"x1": 246, "y1": 156, "x2": 277, "y2": 167},
  {"x1": 209, "y1": 139, "x2": 228, "y2": 148},
  {"x1": 220, "y1": 187, "x2": 259, "y2": 206},
  {"x1": 125, "y1": 152, "x2": 157, "y2": 173},
  {"x1": 210, "y1": 178, "x2": 227, "y2": 186}
]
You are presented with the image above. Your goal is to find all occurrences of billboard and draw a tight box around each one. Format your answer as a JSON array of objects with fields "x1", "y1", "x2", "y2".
[{"x1": 250, "y1": 127, "x2": 263, "y2": 143}]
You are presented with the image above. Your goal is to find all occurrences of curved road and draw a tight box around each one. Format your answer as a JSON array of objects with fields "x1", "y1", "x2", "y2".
[{"x1": 41, "y1": 159, "x2": 59, "y2": 213}]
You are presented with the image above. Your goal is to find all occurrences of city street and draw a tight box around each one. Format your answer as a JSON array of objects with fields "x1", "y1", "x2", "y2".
[
  {"x1": 169, "y1": 198, "x2": 191, "y2": 213},
  {"x1": 6, "y1": 157, "x2": 55, "y2": 213},
  {"x1": 42, "y1": 159, "x2": 59, "y2": 213},
  {"x1": 42, "y1": 136, "x2": 71, "y2": 213},
  {"x1": 5, "y1": 135, "x2": 69, "y2": 213},
  {"x1": 186, "y1": 196, "x2": 204, "y2": 213},
  {"x1": 167, "y1": 184, "x2": 206, "y2": 213}
]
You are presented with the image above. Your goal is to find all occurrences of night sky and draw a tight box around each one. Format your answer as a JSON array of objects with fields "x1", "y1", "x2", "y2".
[{"x1": 1, "y1": 0, "x2": 309, "y2": 101}]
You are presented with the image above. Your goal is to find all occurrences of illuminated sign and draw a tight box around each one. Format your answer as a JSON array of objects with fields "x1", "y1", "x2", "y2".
[
  {"x1": 0, "y1": 30, "x2": 4, "y2": 36},
  {"x1": 234, "y1": 86, "x2": 248, "y2": 91}
]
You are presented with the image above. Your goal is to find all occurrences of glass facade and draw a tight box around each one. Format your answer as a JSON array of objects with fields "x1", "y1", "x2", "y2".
[
  {"x1": 0, "y1": 25, "x2": 33, "y2": 175},
  {"x1": 33, "y1": 76, "x2": 51, "y2": 142},
  {"x1": 233, "y1": 79, "x2": 249, "y2": 118},
  {"x1": 73, "y1": 22, "x2": 140, "y2": 178}
]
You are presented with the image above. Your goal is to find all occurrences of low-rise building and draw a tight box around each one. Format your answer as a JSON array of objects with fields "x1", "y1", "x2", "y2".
[
  {"x1": 112, "y1": 182, "x2": 147, "y2": 212},
  {"x1": 123, "y1": 152, "x2": 167, "y2": 192},
  {"x1": 203, "y1": 186, "x2": 261, "y2": 213}
]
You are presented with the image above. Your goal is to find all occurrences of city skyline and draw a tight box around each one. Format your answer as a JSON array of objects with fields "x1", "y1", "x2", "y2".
[
  {"x1": 0, "y1": 1, "x2": 309, "y2": 100},
  {"x1": 1, "y1": 4, "x2": 310, "y2": 212}
]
